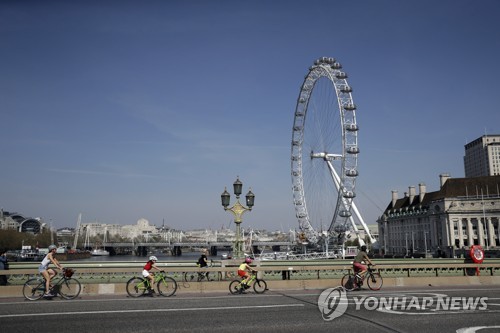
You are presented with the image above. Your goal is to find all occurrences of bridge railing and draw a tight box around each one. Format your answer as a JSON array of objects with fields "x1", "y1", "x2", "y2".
[{"x1": 2, "y1": 261, "x2": 500, "y2": 285}]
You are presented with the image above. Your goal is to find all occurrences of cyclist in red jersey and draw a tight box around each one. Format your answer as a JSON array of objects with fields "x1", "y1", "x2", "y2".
[{"x1": 143, "y1": 256, "x2": 161, "y2": 295}]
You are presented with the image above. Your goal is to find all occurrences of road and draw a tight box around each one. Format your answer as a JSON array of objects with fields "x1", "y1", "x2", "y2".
[{"x1": 1, "y1": 285, "x2": 500, "y2": 333}]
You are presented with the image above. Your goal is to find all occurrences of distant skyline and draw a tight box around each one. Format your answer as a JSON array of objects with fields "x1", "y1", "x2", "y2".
[{"x1": 1, "y1": 0, "x2": 500, "y2": 231}]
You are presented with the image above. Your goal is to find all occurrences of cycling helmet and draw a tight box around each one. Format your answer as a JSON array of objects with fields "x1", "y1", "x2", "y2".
[
  {"x1": 149, "y1": 256, "x2": 158, "y2": 261},
  {"x1": 245, "y1": 257, "x2": 253, "y2": 264},
  {"x1": 48, "y1": 245, "x2": 57, "y2": 251}
]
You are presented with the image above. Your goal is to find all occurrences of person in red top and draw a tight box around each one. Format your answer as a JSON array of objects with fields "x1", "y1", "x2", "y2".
[{"x1": 143, "y1": 256, "x2": 161, "y2": 295}]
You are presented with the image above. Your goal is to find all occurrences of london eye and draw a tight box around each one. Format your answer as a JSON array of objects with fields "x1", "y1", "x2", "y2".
[{"x1": 291, "y1": 57, "x2": 373, "y2": 247}]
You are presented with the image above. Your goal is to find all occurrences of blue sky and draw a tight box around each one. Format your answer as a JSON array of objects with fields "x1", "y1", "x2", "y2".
[{"x1": 1, "y1": 0, "x2": 500, "y2": 232}]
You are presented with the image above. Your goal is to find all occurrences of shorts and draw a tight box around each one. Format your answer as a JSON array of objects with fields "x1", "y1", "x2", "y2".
[
  {"x1": 237, "y1": 270, "x2": 247, "y2": 278},
  {"x1": 353, "y1": 262, "x2": 366, "y2": 273},
  {"x1": 142, "y1": 269, "x2": 151, "y2": 278},
  {"x1": 38, "y1": 265, "x2": 49, "y2": 273}
]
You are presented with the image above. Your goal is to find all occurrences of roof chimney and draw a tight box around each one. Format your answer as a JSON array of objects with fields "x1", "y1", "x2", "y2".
[
  {"x1": 418, "y1": 183, "x2": 426, "y2": 203},
  {"x1": 439, "y1": 174, "x2": 451, "y2": 188},
  {"x1": 391, "y1": 190, "x2": 398, "y2": 207},
  {"x1": 409, "y1": 186, "x2": 416, "y2": 204}
]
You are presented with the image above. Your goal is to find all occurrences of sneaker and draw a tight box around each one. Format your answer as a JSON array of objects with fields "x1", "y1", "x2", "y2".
[
  {"x1": 244, "y1": 284, "x2": 250, "y2": 289},
  {"x1": 43, "y1": 293, "x2": 55, "y2": 298}
]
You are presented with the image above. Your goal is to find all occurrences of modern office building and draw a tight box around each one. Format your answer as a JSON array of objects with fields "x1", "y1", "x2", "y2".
[
  {"x1": 377, "y1": 174, "x2": 500, "y2": 257},
  {"x1": 464, "y1": 134, "x2": 500, "y2": 177}
]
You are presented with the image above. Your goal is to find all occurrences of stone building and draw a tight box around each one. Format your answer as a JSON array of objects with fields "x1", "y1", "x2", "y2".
[
  {"x1": 79, "y1": 218, "x2": 181, "y2": 241},
  {"x1": 377, "y1": 174, "x2": 500, "y2": 257},
  {"x1": 0, "y1": 209, "x2": 45, "y2": 234}
]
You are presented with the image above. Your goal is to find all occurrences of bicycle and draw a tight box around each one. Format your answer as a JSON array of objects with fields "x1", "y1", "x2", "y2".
[
  {"x1": 126, "y1": 271, "x2": 177, "y2": 297},
  {"x1": 229, "y1": 271, "x2": 267, "y2": 295},
  {"x1": 341, "y1": 264, "x2": 383, "y2": 291},
  {"x1": 23, "y1": 268, "x2": 81, "y2": 300},
  {"x1": 184, "y1": 260, "x2": 216, "y2": 282}
]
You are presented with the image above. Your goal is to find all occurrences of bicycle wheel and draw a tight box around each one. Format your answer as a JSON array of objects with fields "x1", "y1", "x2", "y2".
[
  {"x1": 59, "y1": 278, "x2": 82, "y2": 299},
  {"x1": 367, "y1": 272, "x2": 383, "y2": 291},
  {"x1": 341, "y1": 273, "x2": 356, "y2": 291},
  {"x1": 229, "y1": 280, "x2": 242, "y2": 295},
  {"x1": 253, "y1": 279, "x2": 267, "y2": 294},
  {"x1": 157, "y1": 276, "x2": 177, "y2": 297},
  {"x1": 23, "y1": 278, "x2": 45, "y2": 301},
  {"x1": 184, "y1": 271, "x2": 198, "y2": 282},
  {"x1": 126, "y1": 277, "x2": 147, "y2": 297}
]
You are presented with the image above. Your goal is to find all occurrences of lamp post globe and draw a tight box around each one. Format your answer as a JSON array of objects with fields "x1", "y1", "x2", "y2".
[
  {"x1": 221, "y1": 187, "x2": 230, "y2": 208},
  {"x1": 233, "y1": 177, "x2": 243, "y2": 198},
  {"x1": 246, "y1": 189, "x2": 255, "y2": 208}
]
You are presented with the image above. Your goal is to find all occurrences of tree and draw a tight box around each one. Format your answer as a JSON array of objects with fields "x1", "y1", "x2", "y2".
[{"x1": 0, "y1": 229, "x2": 55, "y2": 251}]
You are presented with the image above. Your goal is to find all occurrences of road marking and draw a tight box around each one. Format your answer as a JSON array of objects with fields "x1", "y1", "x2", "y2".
[
  {"x1": 1, "y1": 303, "x2": 305, "y2": 318},
  {"x1": 377, "y1": 308, "x2": 500, "y2": 316},
  {"x1": 457, "y1": 326, "x2": 500, "y2": 333}
]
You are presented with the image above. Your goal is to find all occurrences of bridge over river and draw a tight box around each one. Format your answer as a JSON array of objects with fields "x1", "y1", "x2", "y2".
[{"x1": 100, "y1": 241, "x2": 295, "y2": 256}]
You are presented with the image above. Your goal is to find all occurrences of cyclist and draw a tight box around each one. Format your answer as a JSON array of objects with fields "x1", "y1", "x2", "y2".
[
  {"x1": 197, "y1": 249, "x2": 210, "y2": 281},
  {"x1": 237, "y1": 257, "x2": 256, "y2": 291},
  {"x1": 38, "y1": 244, "x2": 64, "y2": 297},
  {"x1": 143, "y1": 255, "x2": 161, "y2": 295},
  {"x1": 353, "y1": 245, "x2": 374, "y2": 280}
]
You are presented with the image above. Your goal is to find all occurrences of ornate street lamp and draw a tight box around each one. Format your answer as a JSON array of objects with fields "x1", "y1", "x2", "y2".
[{"x1": 221, "y1": 177, "x2": 255, "y2": 258}]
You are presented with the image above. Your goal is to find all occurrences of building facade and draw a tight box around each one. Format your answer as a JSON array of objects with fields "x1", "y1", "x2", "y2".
[
  {"x1": 464, "y1": 134, "x2": 500, "y2": 177},
  {"x1": 0, "y1": 209, "x2": 45, "y2": 234},
  {"x1": 377, "y1": 174, "x2": 500, "y2": 257}
]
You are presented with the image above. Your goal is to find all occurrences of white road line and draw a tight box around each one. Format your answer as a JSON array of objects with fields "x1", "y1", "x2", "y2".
[
  {"x1": 457, "y1": 326, "x2": 500, "y2": 333},
  {"x1": 2, "y1": 303, "x2": 305, "y2": 318}
]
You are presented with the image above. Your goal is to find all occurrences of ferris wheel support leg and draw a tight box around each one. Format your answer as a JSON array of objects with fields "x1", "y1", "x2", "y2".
[
  {"x1": 328, "y1": 160, "x2": 376, "y2": 245},
  {"x1": 350, "y1": 201, "x2": 376, "y2": 244}
]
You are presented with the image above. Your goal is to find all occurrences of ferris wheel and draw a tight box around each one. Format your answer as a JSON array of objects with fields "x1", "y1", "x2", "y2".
[{"x1": 291, "y1": 57, "x2": 371, "y2": 245}]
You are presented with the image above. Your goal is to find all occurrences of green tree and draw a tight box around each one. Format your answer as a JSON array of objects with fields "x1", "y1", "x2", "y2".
[{"x1": 0, "y1": 229, "x2": 55, "y2": 251}]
